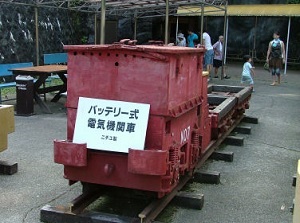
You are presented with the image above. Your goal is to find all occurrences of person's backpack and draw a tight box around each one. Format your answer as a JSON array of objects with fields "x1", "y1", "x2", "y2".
[{"x1": 271, "y1": 40, "x2": 282, "y2": 58}]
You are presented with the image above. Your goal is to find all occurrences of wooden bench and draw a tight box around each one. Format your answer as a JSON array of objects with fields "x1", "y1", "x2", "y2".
[{"x1": 0, "y1": 62, "x2": 33, "y2": 103}]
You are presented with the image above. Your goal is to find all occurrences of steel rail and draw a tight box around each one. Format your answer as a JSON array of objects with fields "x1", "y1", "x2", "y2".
[{"x1": 137, "y1": 113, "x2": 245, "y2": 223}]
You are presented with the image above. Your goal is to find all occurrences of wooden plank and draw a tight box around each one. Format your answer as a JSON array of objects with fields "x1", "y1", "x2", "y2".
[
  {"x1": 11, "y1": 65, "x2": 67, "y2": 74},
  {"x1": 210, "y1": 151, "x2": 234, "y2": 162},
  {"x1": 211, "y1": 85, "x2": 244, "y2": 93},
  {"x1": 224, "y1": 136, "x2": 244, "y2": 146},
  {"x1": 193, "y1": 170, "x2": 220, "y2": 184},
  {"x1": 40, "y1": 205, "x2": 140, "y2": 223},
  {"x1": 173, "y1": 192, "x2": 204, "y2": 210},
  {"x1": 234, "y1": 126, "x2": 252, "y2": 134},
  {"x1": 0, "y1": 161, "x2": 18, "y2": 175},
  {"x1": 242, "y1": 115, "x2": 259, "y2": 124}
]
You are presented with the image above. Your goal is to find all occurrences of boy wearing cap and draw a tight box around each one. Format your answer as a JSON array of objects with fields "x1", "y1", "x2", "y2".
[{"x1": 176, "y1": 33, "x2": 186, "y2": 47}]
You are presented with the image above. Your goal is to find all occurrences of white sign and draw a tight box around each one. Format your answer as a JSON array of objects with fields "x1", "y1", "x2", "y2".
[{"x1": 73, "y1": 97, "x2": 150, "y2": 153}]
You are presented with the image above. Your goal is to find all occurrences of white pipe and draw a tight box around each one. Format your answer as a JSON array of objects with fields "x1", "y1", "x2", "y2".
[
  {"x1": 200, "y1": 4, "x2": 204, "y2": 44},
  {"x1": 284, "y1": 16, "x2": 291, "y2": 75},
  {"x1": 94, "y1": 13, "x2": 97, "y2": 44},
  {"x1": 224, "y1": 16, "x2": 228, "y2": 65},
  {"x1": 176, "y1": 16, "x2": 179, "y2": 44},
  {"x1": 164, "y1": 0, "x2": 169, "y2": 45},
  {"x1": 35, "y1": 0, "x2": 39, "y2": 65}
]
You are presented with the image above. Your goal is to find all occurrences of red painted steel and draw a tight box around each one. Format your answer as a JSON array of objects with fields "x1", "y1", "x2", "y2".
[
  {"x1": 54, "y1": 42, "x2": 251, "y2": 197},
  {"x1": 128, "y1": 149, "x2": 168, "y2": 175},
  {"x1": 55, "y1": 44, "x2": 206, "y2": 196},
  {"x1": 54, "y1": 140, "x2": 87, "y2": 167},
  {"x1": 64, "y1": 45, "x2": 204, "y2": 117}
]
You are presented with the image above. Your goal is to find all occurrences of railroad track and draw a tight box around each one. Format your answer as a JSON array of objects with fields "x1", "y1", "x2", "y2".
[{"x1": 41, "y1": 114, "x2": 258, "y2": 223}]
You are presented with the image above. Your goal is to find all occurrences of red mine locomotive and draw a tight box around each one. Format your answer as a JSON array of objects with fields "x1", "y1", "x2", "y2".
[{"x1": 54, "y1": 43, "x2": 252, "y2": 198}]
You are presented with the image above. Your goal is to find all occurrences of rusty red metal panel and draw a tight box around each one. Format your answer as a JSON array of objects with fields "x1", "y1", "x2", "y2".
[
  {"x1": 67, "y1": 108, "x2": 76, "y2": 141},
  {"x1": 54, "y1": 140, "x2": 87, "y2": 167},
  {"x1": 128, "y1": 149, "x2": 168, "y2": 175},
  {"x1": 198, "y1": 104, "x2": 212, "y2": 154},
  {"x1": 64, "y1": 45, "x2": 204, "y2": 117},
  {"x1": 64, "y1": 151, "x2": 167, "y2": 192}
]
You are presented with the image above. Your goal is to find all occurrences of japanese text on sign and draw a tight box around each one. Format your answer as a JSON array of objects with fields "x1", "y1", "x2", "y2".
[{"x1": 73, "y1": 97, "x2": 150, "y2": 153}]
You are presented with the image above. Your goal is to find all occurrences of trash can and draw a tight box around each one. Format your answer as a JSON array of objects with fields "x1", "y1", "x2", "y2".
[{"x1": 16, "y1": 75, "x2": 34, "y2": 116}]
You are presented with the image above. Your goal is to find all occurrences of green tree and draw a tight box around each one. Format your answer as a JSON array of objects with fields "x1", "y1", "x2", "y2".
[{"x1": 287, "y1": 0, "x2": 300, "y2": 3}]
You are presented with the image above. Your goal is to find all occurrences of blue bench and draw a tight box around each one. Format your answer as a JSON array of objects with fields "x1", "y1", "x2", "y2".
[
  {"x1": 43, "y1": 52, "x2": 67, "y2": 80},
  {"x1": 43, "y1": 53, "x2": 68, "y2": 98},
  {"x1": 44, "y1": 53, "x2": 67, "y2": 65},
  {"x1": 0, "y1": 62, "x2": 33, "y2": 103}
]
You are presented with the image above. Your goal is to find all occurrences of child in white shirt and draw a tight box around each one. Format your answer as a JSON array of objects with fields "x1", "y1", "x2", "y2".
[{"x1": 241, "y1": 55, "x2": 255, "y2": 91}]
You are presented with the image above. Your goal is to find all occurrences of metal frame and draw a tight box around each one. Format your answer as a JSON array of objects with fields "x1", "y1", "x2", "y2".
[
  {"x1": 0, "y1": 0, "x2": 227, "y2": 64},
  {"x1": 0, "y1": 0, "x2": 227, "y2": 17}
]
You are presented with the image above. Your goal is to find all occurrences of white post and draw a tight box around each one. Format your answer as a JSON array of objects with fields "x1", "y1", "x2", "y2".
[
  {"x1": 284, "y1": 16, "x2": 291, "y2": 75},
  {"x1": 35, "y1": 1, "x2": 39, "y2": 65},
  {"x1": 224, "y1": 17, "x2": 228, "y2": 65},
  {"x1": 176, "y1": 16, "x2": 179, "y2": 44},
  {"x1": 164, "y1": 0, "x2": 169, "y2": 45}
]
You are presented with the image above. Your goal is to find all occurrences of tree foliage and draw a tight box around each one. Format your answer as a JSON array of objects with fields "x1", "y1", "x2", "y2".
[{"x1": 287, "y1": 0, "x2": 300, "y2": 3}]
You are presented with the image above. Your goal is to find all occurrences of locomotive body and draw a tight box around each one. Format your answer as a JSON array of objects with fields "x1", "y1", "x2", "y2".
[{"x1": 54, "y1": 43, "x2": 251, "y2": 197}]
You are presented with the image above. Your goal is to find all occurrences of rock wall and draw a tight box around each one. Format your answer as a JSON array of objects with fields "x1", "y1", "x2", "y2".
[
  {"x1": 0, "y1": 3, "x2": 89, "y2": 65},
  {"x1": 0, "y1": 1, "x2": 299, "y2": 64}
]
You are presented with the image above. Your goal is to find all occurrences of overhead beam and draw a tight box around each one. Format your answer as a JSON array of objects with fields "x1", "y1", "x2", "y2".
[{"x1": 0, "y1": 0, "x2": 228, "y2": 18}]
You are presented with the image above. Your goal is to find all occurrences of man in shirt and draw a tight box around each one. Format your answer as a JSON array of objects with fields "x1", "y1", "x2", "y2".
[
  {"x1": 212, "y1": 35, "x2": 230, "y2": 79},
  {"x1": 187, "y1": 30, "x2": 198, "y2": 48}
]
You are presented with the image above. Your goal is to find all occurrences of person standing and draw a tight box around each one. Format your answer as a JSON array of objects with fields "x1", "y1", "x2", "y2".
[
  {"x1": 212, "y1": 35, "x2": 223, "y2": 78},
  {"x1": 187, "y1": 30, "x2": 198, "y2": 48},
  {"x1": 212, "y1": 35, "x2": 230, "y2": 79},
  {"x1": 241, "y1": 55, "x2": 255, "y2": 91},
  {"x1": 176, "y1": 33, "x2": 186, "y2": 47},
  {"x1": 266, "y1": 31, "x2": 286, "y2": 86},
  {"x1": 202, "y1": 31, "x2": 214, "y2": 76}
]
